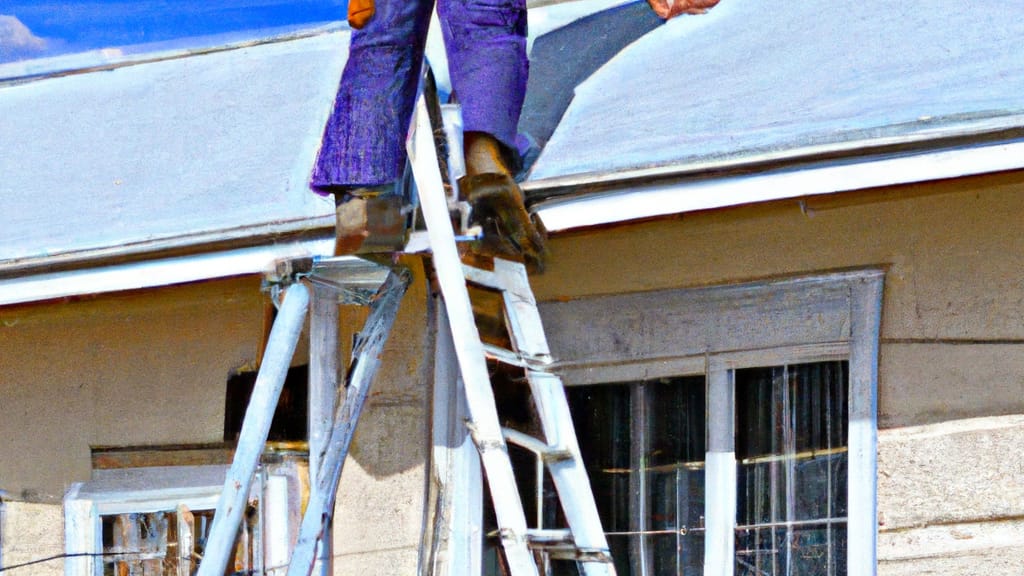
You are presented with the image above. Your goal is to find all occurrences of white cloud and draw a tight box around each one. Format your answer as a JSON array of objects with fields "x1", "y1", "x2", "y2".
[{"x1": 0, "y1": 15, "x2": 48, "y2": 61}]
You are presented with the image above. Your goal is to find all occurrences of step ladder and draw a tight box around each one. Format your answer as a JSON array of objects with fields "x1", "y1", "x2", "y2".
[
  {"x1": 408, "y1": 68, "x2": 617, "y2": 576},
  {"x1": 195, "y1": 257, "x2": 412, "y2": 576},
  {"x1": 195, "y1": 64, "x2": 615, "y2": 576}
]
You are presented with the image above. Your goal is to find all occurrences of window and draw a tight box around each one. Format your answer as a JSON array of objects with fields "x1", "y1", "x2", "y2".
[
  {"x1": 65, "y1": 460, "x2": 305, "y2": 576},
  {"x1": 734, "y1": 363, "x2": 848, "y2": 576},
  {"x1": 224, "y1": 365, "x2": 309, "y2": 443},
  {"x1": 540, "y1": 270, "x2": 883, "y2": 575},
  {"x1": 567, "y1": 377, "x2": 707, "y2": 575}
]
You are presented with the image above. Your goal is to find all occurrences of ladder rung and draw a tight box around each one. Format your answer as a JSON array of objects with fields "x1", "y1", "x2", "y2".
[
  {"x1": 483, "y1": 343, "x2": 550, "y2": 369},
  {"x1": 525, "y1": 529, "x2": 614, "y2": 564},
  {"x1": 462, "y1": 263, "x2": 504, "y2": 291},
  {"x1": 502, "y1": 427, "x2": 573, "y2": 463},
  {"x1": 525, "y1": 528, "x2": 572, "y2": 544}
]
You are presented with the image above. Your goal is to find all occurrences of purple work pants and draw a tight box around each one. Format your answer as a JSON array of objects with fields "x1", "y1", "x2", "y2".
[{"x1": 311, "y1": 0, "x2": 529, "y2": 191}]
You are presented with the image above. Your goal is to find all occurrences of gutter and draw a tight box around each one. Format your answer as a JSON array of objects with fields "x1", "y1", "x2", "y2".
[
  {"x1": 528, "y1": 125, "x2": 1024, "y2": 232},
  {"x1": 0, "y1": 238, "x2": 333, "y2": 307}
]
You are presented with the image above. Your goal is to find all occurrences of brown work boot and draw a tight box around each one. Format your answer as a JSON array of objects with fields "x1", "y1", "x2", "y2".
[{"x1": 459, "y1": 173, "x2": 548, "y2": 272}]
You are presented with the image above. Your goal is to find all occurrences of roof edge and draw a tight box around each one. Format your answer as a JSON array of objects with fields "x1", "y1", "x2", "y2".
[
  {"x1": 0, "y1": 215, "x2": 334, "y2": 279},
  {"x1": 0, "y1": 238, "x2": 333, "y2": 307},
  {"x1": 524, "y1": 117, "x2": 1024, "y2": 197},
  {"x1": 532, "y1": 136, "x2": 1024, "y2": 232},
  {"x1": 0, "y1": 23, "x2": 347, "y2": 88}
]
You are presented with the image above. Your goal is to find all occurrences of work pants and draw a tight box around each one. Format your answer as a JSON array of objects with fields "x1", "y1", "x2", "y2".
[{"x1": 311, "y1": 0, "x2": 529, "y2": 191}]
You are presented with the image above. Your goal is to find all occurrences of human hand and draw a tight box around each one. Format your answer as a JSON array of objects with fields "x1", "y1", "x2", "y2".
[{"x1": 647, "y1": 0, "x2": 721, "y2": 19}]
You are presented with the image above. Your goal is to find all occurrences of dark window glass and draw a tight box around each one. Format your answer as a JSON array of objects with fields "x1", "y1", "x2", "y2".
[
  {"x1": 735, "y1": 362, "x2": 848, "y2": 576},
  {"x1": 567, "y1": 376, "x2": 706, "y2": 576},
  {"x1": 224, "y1": 365, "x2": 309, "y2": 443}
]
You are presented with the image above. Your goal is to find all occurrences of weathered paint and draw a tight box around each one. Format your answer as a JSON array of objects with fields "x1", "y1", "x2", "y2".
[
  {"x1": 534, "y1": 178, "x2": 1024, "y2": 427},
  {"x1": 3, "y1": 181, "x2": 1024, "y2": 574}
]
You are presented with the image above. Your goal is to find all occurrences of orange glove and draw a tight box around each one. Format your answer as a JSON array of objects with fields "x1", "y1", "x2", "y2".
[
  {"x1": 647, "y1": 0, "x2": 720, "y2": 19},
  {"x1": 348, "y1": 0, "x2": 375, "y2": 29}
]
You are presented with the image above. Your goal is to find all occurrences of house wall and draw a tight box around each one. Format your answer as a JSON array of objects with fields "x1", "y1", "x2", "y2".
[
  {"x1": 2, "y1": 179, "x2": 1021, "y2": 575},
  {"x1": 533, "y1": 176, "x2": 1024, "y2": 574},
  {"x1": 0, "y1": 261, "x2": 432, "y2": 575}
]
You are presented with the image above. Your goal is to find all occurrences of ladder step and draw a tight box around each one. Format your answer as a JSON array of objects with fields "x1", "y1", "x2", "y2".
[
  {"x1": 483, "y1": 343, "x2": 549, "y2": 369},
  {"x1": 525, "y1": 529, "x2": 615, "y2": 564},
  {"x1": 462, "y1": 263, "x2": 504, "y2": 291},
  {"x1": 502, "y1": 427, "x2": 573, "y2": 463}
]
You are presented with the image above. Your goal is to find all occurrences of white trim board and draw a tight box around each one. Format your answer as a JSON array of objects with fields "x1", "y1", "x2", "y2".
[
  {"x1": 531, "y1": 140, "x2": 1024, "y2": 232},
  {"x1": 0, "y1": 239, "x2": 333, "y2": 306}
]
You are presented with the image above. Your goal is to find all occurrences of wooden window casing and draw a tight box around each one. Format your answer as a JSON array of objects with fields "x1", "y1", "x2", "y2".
[{"x1": 540, "y1": 270, "x2": 883, "y2": 576}]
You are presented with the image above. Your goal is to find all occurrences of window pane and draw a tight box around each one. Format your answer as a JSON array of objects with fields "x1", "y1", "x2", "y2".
[
  {"x1": 567, "y1": 384, "x2": 632, "y2": 534},
  {"x1": 568, "y1": 376, "x2": 705, "y2": 576},
  {"x1": 735, "y1": 526, "x2": 779, "y2": 576},
  {"x1": 735, "y1": 362, "x2": 848, "y2": 576}
]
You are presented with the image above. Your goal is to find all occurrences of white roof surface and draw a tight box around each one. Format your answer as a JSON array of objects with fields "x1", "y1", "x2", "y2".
[
  {"x1": 2, "y1": 0, "x2": 1023, "y2": 281},
  {"x1": 0, "y1": 31, "x2": 348, "y2": 269},
  {"x1": 527, "y1": 0, "x2": 1024, "y2": 182}
]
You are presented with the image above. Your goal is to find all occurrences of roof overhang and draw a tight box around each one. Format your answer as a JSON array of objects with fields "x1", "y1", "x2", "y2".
[
  {"x1": 0, "y1": 238, "x2": 333, "y2": 307},
  {"x1": 530, "y1": 130, "x2": 1024, "y2": 232}
]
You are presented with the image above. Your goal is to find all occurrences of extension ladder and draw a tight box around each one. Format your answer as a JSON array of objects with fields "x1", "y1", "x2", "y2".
[{"x1": 408, "y1": 69, "x2": 617, "y2": 576}]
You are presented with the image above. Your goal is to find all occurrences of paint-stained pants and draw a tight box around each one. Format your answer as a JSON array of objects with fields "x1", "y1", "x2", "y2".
[{"x1": 311, "y1": 0, "x2": 528, "y2": 190}]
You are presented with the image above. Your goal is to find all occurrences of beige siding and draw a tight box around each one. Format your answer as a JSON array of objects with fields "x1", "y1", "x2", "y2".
[
  {"x1": 2, "y1": 179, "x2": 1023, "y2": 574},
  {"x1": 1, "y1": 501, "x2": 63, "y2": 576},
  {"x1": 0, "y1": 258, "x2": 432, "y2": 575},
  {"x1": 0, "y1": 276, "x2": 266, "y2": 501},
  {"x1": 879, "y1": 343, "x2": 1024, "y2": 428},
  {"x1": 877, "y1": 415, "x2": 1024, "y2": 575},
  {"x1": 331, "y1": 257, "x2": 431, "y2": 575},
  {"x1": 534, "y1": 179, "x2": 1024, "y2": 574},
  {"x1": 535, "y1": 179, "x2": 1024, "y2": 427}
]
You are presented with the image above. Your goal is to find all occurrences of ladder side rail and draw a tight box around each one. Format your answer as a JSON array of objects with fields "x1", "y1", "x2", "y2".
[
  {"x1": 308, "y1": 283, "x2": 341, "y2": 576},
  {"x1": 490, "y1": 259, "x2": 553, "y2": 363},
  {"x1": 409, "y1": 82, "x2": 538, "y2": 576},
  {"x1": 426, "y1": 303, "x2": 485, "y2": 576},
  {"x1": 287, "y1": 269, "x2": 411, "y2": 576},
  {"x1": 197, "y1": 283, "x2": 310, "y2": 576},
  {"x1": 493, "y1": 260, "x2": 616, "y2": 574},
  {"x1": 527, "y1": 371, "x2": 616, "y2": 574}
]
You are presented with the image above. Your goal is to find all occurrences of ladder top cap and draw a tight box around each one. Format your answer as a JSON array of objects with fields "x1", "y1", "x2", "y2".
[{"x1": 308, "y1": 256, "x2": 397, "y2": 297}]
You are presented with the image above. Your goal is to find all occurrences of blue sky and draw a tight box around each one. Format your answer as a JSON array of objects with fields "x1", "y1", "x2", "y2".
[{"x1": 0, "y1": 0, "x2": 346, "y2": 64}]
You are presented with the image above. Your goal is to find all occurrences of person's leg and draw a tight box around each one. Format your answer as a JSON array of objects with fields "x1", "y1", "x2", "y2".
[
  {"x1": 438, "y1": 0, "x2": 545, "y2": 269},
  {"x1": 437, "y1": 0, "x2": 528, "y2": 162},
  {"x1": 311, "y1": 0, "x2": 435, "y2": 195}
]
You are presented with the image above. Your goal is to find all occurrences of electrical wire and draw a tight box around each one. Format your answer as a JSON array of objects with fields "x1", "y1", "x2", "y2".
[{"x1": 0, "y1": 551, "x2": 131, "y2": 573}]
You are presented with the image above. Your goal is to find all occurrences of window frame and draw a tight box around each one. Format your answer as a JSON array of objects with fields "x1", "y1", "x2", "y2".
[
  {"x1": 64, "y1": 461, "x2": 304, "y2": 576},
  {"x1": 64, "y1": 466, "x2": 227, "y2": 576},
  {"x1": 541, "y1": 269, "x2": 883, "y2": 575}
]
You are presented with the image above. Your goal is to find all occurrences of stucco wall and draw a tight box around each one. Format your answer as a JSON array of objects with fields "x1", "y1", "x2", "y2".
[
  {"x1": 1, "y1": 501, "x2": 63, "y2": 576},
  {"x1": 0, "y1": 276, "x2": 266, "y2": 502},
  {"x1": 0, "y1": 262, "x2": 432, "y2": 575},
  {"x1": 2, "y1": 181, "x2": 1022, "y2": 574},
  {"x1": 330, "y1": 256, "x2": 431, "y2": 575},
  {"x1": 534, "y1": 178, "x2": 1024, "y2": 574},
  {"x1": 535, "y1": 177, "x2": 1024, "y2": 427}
]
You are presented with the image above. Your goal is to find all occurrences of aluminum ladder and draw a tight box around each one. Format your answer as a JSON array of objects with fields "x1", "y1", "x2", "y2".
[
  {"x1": 196, "y1": 258, "x2": 412, "y2": 576},
  {"x1": 408, "y1": 70, "x2": 617, "y2": 576}
]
